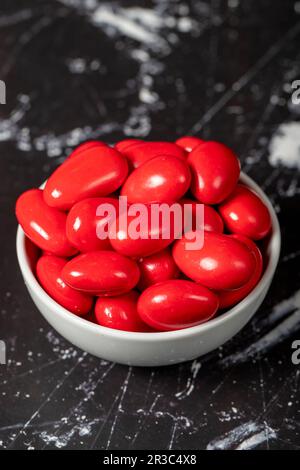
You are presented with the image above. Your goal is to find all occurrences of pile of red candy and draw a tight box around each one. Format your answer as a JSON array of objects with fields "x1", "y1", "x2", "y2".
[{"x1": 16, "y1": 137, "x2": 272, "y2": 332}]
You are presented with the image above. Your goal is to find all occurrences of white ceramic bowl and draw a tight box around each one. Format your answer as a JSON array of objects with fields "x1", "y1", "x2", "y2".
[{"x1": 16, "y1": 173, "x2": 281, "y2": 367}]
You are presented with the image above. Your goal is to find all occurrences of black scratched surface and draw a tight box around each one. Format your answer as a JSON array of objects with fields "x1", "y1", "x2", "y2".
[{"x1": 1, "y1": 0, "x2": 300, "y2": 450}]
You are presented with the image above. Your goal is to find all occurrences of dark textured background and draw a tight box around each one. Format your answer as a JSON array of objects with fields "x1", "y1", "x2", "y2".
[{"x1": 0, "y1": 0, "x2": 300, "y2": 450}]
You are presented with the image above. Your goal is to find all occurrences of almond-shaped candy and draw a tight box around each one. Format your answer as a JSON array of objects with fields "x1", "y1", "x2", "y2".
[
  {"x1": 179, "y1": 198, "x2": 224, "y2": 233},
  {"x1": 188, "y1": 141, "x2": 240, "y2": 204},
  {"x1": 68, "y1": 140, "x2": 107, "y2": 158},
  {"x1": 95, "y1": 291, "x2": 152, "y2": 332},
  {"x1": 44, "y1": 146, "x2": 128, "y2": 210},
  {"x1": 66, "y1": 197, "x2": 119, "y2": 252},
  {"x1": 121, "y1": 155, "x2": 191, "y2": 204},
  {"x1": 36, "y1": 255, "x2": 93, "y2": 315},
  {"x1": 109, "y1": 204, "x2": 181, "y2": 258},
  {"x1": 115, "y1": 139, "x2": 142, "y2": 153},
  {"x1": 137, "y1": 280, "x2": 219, "y2": 331},
  {"x1": 137, "y1": 248, "x2": 180, "y2": 291},
  {"x1": 120, "y1": 141, "x2": 186, "y2": 169},
  {"x1": 172, "y1": 231, "x2": 256, "y2": 290},
  {"x1": 217, "y1": 235, "x2": 263, "y2": 308},
  {"x1": 61, "y1": 251, "x2": 140, "y2": 295},
  {"x1": 16, "y1": 189, "x2": 76, "y2": 257},
  {"x1": 218, "y1": 184, "x2": 271, "y2": 240},
  {"x1": 175, "y1": 136, "x2": 204, "y2": 152}
]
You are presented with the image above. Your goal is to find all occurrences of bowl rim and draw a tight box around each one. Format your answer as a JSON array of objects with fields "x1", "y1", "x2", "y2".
[{"x1": 16, "y1": 172, "x2": 281, "y2": 342}]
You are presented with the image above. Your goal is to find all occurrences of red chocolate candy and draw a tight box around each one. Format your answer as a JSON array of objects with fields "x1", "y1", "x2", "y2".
[
  {"x1": 95, "y1": 291, "x2": 151, "y2": 332},
  {"x1": 69, "y1": 140, "x2": 107, "y2": 158},
  {"x1": 66, "y1": 197, "x2": 119, "y2": 253},
  {"x1": 217, "y1": 234, "x2": 263, "y2": 308},
  {"x1": 179, "y1": 198, "x2": 224, "y2": 233},
  {"x1": 175, "y1": 136, "x2": 204, "y2": 152},
  {"x1": 61, "y1": 251, "x2": 140, "y2": 295},
  {"x1": 137, "y1": 249, "x2": 180, "y2": 291},
  {"x1": 218, "y1": 184, "x2": 271, "y2": 240},
  {"x1": 121, "y1": 155, "x2": 191, "y2": 204},
  {"x1": 172, "y1": 231, "x2": 255, "y2": 290},
  {"x1": 16, "y1": 189, "x2": 76, "y2": 257},
  {"x1": 36, "y1": 255, "x2": 93, "y2": 315},
  {"x1": 120, "y1": 141, "x2": 186, "y2": 169},
  {"x1": 115, "y1": 139, "x2": 142, "y2": 153},
  {"x1": 137, "y1": 280, "x2": 219, "y2": 331},
  {"x1": 44, "y1": 146, "x2": 128, "y2": 210},
  {"x1": 109, "y1": 204, "x2": 180, "y2": 258},
  {"x1": 188, "y1": 141, "x2": 240, "y2": 204}
]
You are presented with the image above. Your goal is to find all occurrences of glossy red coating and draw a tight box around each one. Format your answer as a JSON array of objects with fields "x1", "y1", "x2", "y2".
[
  {"x1": 120, "y1": 141, "x2": 186, "y2": 169},
  {"x1": 61, "y1": 251, "x2": 140, "y2": 295},
  {"x1": 109, "y1": 204, "x2": 179, "y2": 258},
  {"x1": 218, "y1": 184, "x2": 272, "y2": 240},
  {"x1": 137, "y1": 280, "x2": 219, "y2": 331},
  {"x1": 36, "y1": 255, "x2": 93, "y2": 315},
  {"x1": 16, "y1": 189, "x2": 76, "y2": 257},
  {"x1": 66, "y1": 197, "x2": 119, "y2": 252},
  {"x1": 95, "y1": 291, "x2": 152, "y2": 332},
  {"x1": 69, "y1": 140, "x2": 106, "y2": 158},
  {"x1": 217, "y1": 234, "x2": 263, "y2": 308},
  {"x1": 179, "y1": 198, "x2": 224, "y2": 233},
  {"x1": 172, "y1": 231, "x2": 256, "y2": 290},
  {"x1": 137, "y1": 249, "x2": 180, "y2": 291},
  {"x1": 115, "y1": 139, "x2": 142, "y2": 153},
  {"x1": 44, "y1": 146, "x2": 128, "y2": 210},
  {"x1": 175, "y1": 136, "x2": 204, "y2": 152},
  {"x1": 121, "y1": 155, "x2": 191, "y2": 204},
  {"x1": 188, "y1": 141, "x2": 240, "y2": 204}
]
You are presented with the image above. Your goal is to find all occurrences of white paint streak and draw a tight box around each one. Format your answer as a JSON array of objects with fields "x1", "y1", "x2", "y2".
[
  {"x1": 221, "y1": 290, "x2": 300, "y2": 367},
  {"x1": 34, "y1": 123, "x2": 119, "y2": 157},
  {"x1": 0, "y1": 95, "x2": 30, "y2": 144},
  {"x1": 207, "y1": 421, "x2": 276, "y2": 450},
  {"x1": 189, "y1": 21, "x2": 300, "y2": 133},
  {"x1": 269, "y1": 122, "x2": 300, "y2": 170},
  {"x1": 105, "y1": 367, "x2": 132, "y2": 449},
  {"x1": 175, "y1": 360, "x2": 201, "y2": 400},
  {"x1": 8, "y1": 353, "x2": 86, "y2": 449},
  {"x1": 39, "y1": 418, "x2": 100, "y2": 448},
  {"x1": 92, "y1": 6, "x2": 166, "y2": 47},
  {"x1": 236, "y1": 427, "x2": 276, "y2": 450}
]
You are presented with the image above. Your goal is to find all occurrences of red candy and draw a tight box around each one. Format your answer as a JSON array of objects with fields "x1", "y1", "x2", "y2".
[
  {"x1": 36, "y1": 255, "x2": 93, "y2": 315},
  {"x1": 66, "y1": 197, "x2": 119, "y2": 252},
  {"x1": 121, "y1": 155, "x2": 191, "y2": 204},
  {"x1": 61, "y1": 251, "x2": 140, "y2": 295},
  {"x1": 95, "y1": 291, "x2": 151, "y2": 332},
  {"x1": 115, "y1": 139, "x2": 142, "y2": 153},
  {"x1": 188, "y1": 141, "x2": 240, "y2": 204},
  {"x1": 137, "y1": 249, "x2": 180, "y2": 291},
  {"x1": 137, "y1": 280, "x2": 219, "y2": 331},
  {"x1": 175, "y1": 136, "x2": 204, "y2": 152},
  {"x1": 172, "y1": 231, "x2": 255, "y2": 290},
  {"x1": 109, "y1": 204, "x2": 178, "y2": 258},
  {"x1": 180, "y1": 198, "x2": 224, "y2": 233},
  {"x1": 218, "y1": 184, "x2": 271, "y2": 240},
  {"x1": 44, "y1": 146, "x2": 128, "y2": 210},
  {"x1": 16, "y1": 189, "x2": 76, "y2": 257},
  {"x1": 16, "y1": 137, "x2": 273, "y2": 333},
  {"x1": 217, "y1": 234, "x2": 263, "y2": 308},
  {"x1": 69, "y1": 140, "x2": 106, "y2": 158},
  {"x1": 119, "y1": 141, "x2": 186, "y2": 169}
]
